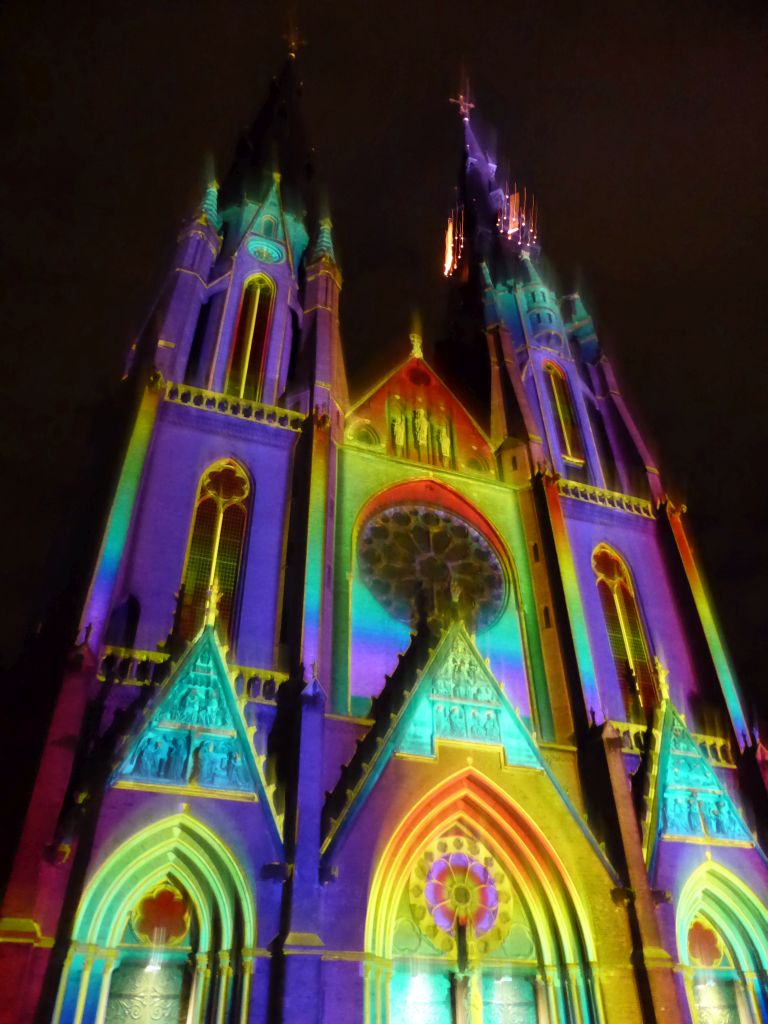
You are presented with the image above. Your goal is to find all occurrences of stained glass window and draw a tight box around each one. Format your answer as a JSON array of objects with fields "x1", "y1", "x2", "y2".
[
  {"x1": 544, "y1": 362, "x2": 585, "y2": 463},
  {"x1": 593, "y1": 545, "x2": 656, "y2": 717},
  {"x1": 226, "y1": 275, "x2": 274, "y2": 401},
  {"x1": 180, "y1": 461, "x2": 249, "y2": 642}
]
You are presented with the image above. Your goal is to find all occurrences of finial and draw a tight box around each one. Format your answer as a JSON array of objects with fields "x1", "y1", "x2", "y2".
[
  {"x1": 409, "y1": 332, "x2": 423, "y2": 359},
  {"x1": 449, "y1": 77, "x2": 475, "y2": 121},
  {"x1": 654, "y1": 657, "x2": 670, "y2": 703},
  {"x1": 205, "y1": 578, "x2": 222, "y2": 629},
  {"x1": 284, "y1": 25, "x2": 306, "y2": 59}
]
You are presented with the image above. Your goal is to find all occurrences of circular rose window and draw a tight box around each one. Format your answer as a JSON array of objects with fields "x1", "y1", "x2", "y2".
[
  {"x1": 358, "y1": 504, "x2": 506, "y2": 631},
  {"x1": 409, "y1": 835, "x2": 512, "y2": 956}
]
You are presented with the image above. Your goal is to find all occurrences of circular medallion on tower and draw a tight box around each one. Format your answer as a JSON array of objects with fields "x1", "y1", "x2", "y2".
[
  {"x1": 246, "y1": 238, "x2": 285, "y2": 263},
  {"x1": 358, "y1": 503, "x2": 506, "y2": 631}
]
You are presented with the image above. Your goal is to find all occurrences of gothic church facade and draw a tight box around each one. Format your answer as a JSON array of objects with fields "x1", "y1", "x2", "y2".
[{"x1": 2, "y1": 53, "x2": 767, "y2": 1024}]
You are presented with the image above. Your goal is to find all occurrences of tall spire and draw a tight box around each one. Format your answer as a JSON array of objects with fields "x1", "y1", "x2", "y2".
[{"x1": 219, "y1": 52, "x2": 316, "y2": 217}]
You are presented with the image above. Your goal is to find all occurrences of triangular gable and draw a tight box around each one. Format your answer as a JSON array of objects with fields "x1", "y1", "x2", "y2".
[
  {"x1": 345, "y1": 354, "x2": 496, "y2": 474},
  {"x1": 399, "y1": 626, "x2": 540, "y2": 768},
  {"x1": 643, "y1": 698, "x2": 752, "y2": 867},
  {"x1": 322, "y1": 623, "x2": 547, "y2": 859},
  {"x1": 114, "y1": 628, "x2": 282, "y2": 845},
  {"x1": 236, "y1": 178, "x2": 309, "y2": 271}
]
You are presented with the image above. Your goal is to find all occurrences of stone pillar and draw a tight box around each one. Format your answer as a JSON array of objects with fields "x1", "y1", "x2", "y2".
[
  {"x1": 72, "y1": 947, "x2": 96, "y2": 1024},
  {"x1": 214, "y1": 951, "x2": 233, "y2": 1024},
  {"x1": 94, "y1": 951, "x2": 119, "y2": 1024},
  {"x1": 601, "y1": 722, "x2": 684, "y2": 1023},
  {"x1": 189, "y1": 953, "x2": 211, "y2": 1024},
  {"x1": 238, "y1": 952, "x2": 255, "y2": 1024}
]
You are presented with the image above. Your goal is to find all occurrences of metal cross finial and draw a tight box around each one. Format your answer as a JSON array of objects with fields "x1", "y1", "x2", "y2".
[
  {"x1": 449, "y1": 80, "x2": 475, "y2": 121},
  {"x1": 283, "y1": 25, "x2": 307, "y2": 58}
]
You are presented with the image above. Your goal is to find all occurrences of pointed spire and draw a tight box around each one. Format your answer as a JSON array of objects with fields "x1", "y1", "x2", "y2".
[
  {"x1": 310, "y1": 216, "x2": 336, "y2": 263},
  {"x1": 219, "y1": 52, "x2": 315, "y2": 217}
]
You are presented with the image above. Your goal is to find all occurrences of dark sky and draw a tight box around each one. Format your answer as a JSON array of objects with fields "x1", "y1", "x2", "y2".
[{"x1": 1, "y1": 0, "x2": 766, "y2": 725}]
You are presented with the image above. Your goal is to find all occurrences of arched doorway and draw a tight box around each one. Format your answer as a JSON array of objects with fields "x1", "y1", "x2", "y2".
[
  {"x1": 677, "y1": 863, "x2": 768, "y2": 1023},
  {"x1": 364, "y1": 770, "x2": 601, "y2": 1023},
  {"x1": 53, "y1": 813, "x2": 256, "y2": 1024}
]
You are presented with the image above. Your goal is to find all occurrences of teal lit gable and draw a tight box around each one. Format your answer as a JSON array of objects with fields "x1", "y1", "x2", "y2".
[
  {"x1": 399, "y1": 625, "x2": 540, "y2": 767},
  {"x1": 643, "y1": 698, "x2": 753, "y2": 866},
  {"x1": 114, "y1": 628, "x2": 282, "y2": 838}
]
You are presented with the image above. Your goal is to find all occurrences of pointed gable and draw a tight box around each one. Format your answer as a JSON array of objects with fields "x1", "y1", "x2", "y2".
[
  {"x1": 322, "y1": 622, "x2": 543, "y2": 857},
  {"x1": 345, "y1": 354, "x2": 496, "y2": 475},
  {"x1": 641, "y1": 698, "x2": 752, "y2": 866},
  {"x1": 114, "y1": 628, "x2": 283, "y2": 843}
]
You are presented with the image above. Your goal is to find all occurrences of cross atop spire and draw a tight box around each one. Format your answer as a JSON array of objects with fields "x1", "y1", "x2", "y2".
[
  {"x1": 283, "y1": 24, "x2": 307, "y2": 59},
  {"x1": 449, "y1": 79, "x2": 475, "y2": 121}
]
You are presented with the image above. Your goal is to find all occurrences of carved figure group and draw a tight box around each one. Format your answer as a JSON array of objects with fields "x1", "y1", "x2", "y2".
[{"x1": 161, "y1": 676, "x2": 227, "y2": 730}]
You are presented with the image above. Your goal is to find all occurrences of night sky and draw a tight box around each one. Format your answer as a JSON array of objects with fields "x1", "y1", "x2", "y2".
[{"x1": 1, "y1": 0, "x2": 766, "y2": 738}]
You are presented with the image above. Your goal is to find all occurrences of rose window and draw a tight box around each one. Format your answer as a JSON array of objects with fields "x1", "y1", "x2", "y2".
[
  {"x1": 688, "y1": 919, "x2": 725, "y2": 968},
  {"x1": 410, "y1": 835, "x2": 512, "y2": 956},
  {"x1": 132, "y1": 883, "x2": 190, "y2": 946},
  {"x1": 358, "y1": 504, "x2": 506, "y2": 631}
]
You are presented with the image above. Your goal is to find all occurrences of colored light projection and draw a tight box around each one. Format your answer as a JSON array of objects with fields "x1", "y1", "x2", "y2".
[
  {"x1": 113, "y1": 630, "x2": 280, "y2": 833},
  {"x1": 655, "y1": 706, "x2": 751, "y2": 847},
  {"x1": 365, "y1": 776, "x2": 597, "y2": 1024},
  {"x1": 411, "y1": 836, "x2": 512, "y2": 956},
  {"x1": 677, "y1": 864, "x2": 768, "y2": 1023},
  {"x1": 358, "y1": 503, "x2": 506, "y2": 632},
  {"x1": 343, "y1": 477, "x2": 532, "y2": 728},
  {"x1": 57, "y1": 813, "x2": 257, "y2": 1024},
  {"x1": 81, "y1": 385, "x2": 160, "y2": 646},
  {"x1": 666, "y1": 506, "x2": 749, "y2": 748}
]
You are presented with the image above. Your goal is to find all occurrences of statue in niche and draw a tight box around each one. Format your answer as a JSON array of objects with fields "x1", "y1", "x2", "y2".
[
  {"x1": 482, "y1": 710, "x2": 500, "y2": 739},
  {"x1": 165, "y1": 733, "x2": 190, "y2": 781},
  {"x1": 391, "y1": 407, "x2": 406, "y2": 452},
  {"x1": 467, "y1": 709, "x2": 482, "y2": 737},
  {"x1": 413, "y1": 407, "x2": 429, "y2": 452},
  {"x1": 434, "y1": 703, "x2": 451, "y2": 734},
  {"x1": 664, "y1": 792, "x2": 689, "y2": 834},
  {"x1": 201, "y1": 689, "x2": 225, "y2": 728},
  {"x1": 686, "y1": 793, "x2": 702, "y2": 833},
  {"x1": 448, "y1": 705, "x2": 466, "y2": 737},
  {"x1": 133, "y1": 735, "x2": 166, "y2": 778},
  {"x1": 711, "y1": 797, "x2": 741, "y2": 838},
  {"x1": 437, "y1": 421, "x2": 452, "y2": 466}
]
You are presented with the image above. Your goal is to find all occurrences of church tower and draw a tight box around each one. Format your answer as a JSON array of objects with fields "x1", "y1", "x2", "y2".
[{"x1": 1, "y1": 57, "x2": 767, "y2": 1024}]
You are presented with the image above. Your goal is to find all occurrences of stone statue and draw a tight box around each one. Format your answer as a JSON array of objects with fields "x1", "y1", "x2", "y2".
[
  {"x1": 392, "y1": 408, "x2": 406, "y2": 451},
  {"x1": 413, "y1": 408, "x2": 429, "y2": 451}
]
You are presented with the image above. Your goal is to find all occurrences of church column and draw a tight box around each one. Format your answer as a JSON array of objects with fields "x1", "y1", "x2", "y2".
[
  {"x1": 189, "y1": 953, "x2": 211, "y2": 1024},
  {"x1": 72, "y1": 947, "x2": 97, "y2": 1024},
  {"x1": 214, "y1": 950, "x2": 233, "y2": 1024},
  {"x1": 93, "y1": 950, "x2": 119, "y2": 1024},
  {"x1": 601, "y1": 722, "x2": 683, "y2": 1023},
  {"x1": 238, "y1": 952, "x2": 255, "y2": 1024}
]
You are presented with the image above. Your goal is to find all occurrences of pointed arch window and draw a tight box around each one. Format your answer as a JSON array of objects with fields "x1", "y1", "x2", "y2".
[
  {"x1": 592, "y1": 545, "x2": 656, "y2": 716},
  {"x1": 180, "y1": 460, "x2": 249, "y2": 642},
  {"x1": 543, "y1": 362, "x2": 585, "y2": 464},
  {"x1": 225, "y1": 274, "x2": 275, "y2": 401}
]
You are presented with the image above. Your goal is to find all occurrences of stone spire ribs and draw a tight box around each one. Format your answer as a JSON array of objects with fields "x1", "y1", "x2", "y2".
[
  {"x1": 219, "y1": 52, "x2": 316, "y2": 219},
  {"x1": 443, "y1": 92, "x2": 539, "y2": 288}
]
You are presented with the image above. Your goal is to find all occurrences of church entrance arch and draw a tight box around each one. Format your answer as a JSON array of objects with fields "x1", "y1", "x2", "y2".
[{"x1": 364, "y1": 770, "x2": 601, "y2": 1023}]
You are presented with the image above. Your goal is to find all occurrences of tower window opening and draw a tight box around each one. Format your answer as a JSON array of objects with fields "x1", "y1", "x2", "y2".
[
  {"x1": 544, "y1": 362, "x2": 585, "y2": 464},
  {"x1": 179, "y1": 460, "x2": 250, "y2": 642},
  {"x1": 592, "y1": 545, "x2": 656, "y2": 717},
  {"x1": 226, "y1": 275, "x2": 275, "y2": 401}
]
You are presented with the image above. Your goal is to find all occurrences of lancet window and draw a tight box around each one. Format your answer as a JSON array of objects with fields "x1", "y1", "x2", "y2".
[
  {"x1": 225, "y1": 274, "x2": 274, "y2": 401},
  {"x1": 543, "y1": 362, "x2": 585, "y2": 466},
  {"x1": 179, "y1": 460, "x2": 249, "y2": 642},
  {"x1": 592, "y1": 545, "x2": 656, "y2": 717}
]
